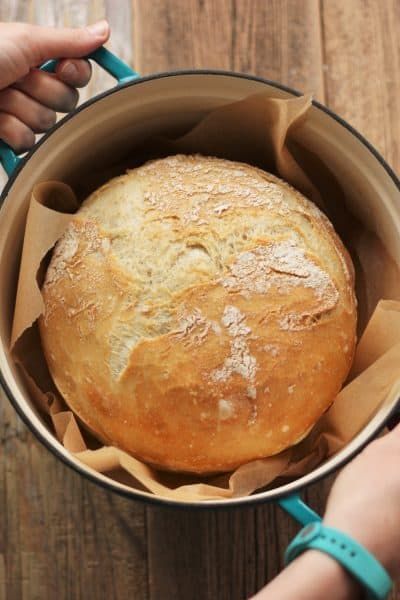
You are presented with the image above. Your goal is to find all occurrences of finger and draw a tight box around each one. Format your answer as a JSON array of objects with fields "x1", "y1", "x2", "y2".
[
  {"x1": 56, "y1": 58, "x2": 92, "y2": 88},
  {"x1": 0, "y1": 88, "x2": 56, "y2": 133},
  {"x1": 0, "y1": 113, "x2": 34, "y2": 152},
  {"x1": 13, "y1": 21, "x2": 110, "y2": 67},
  {"x1": 13, "y1": 70, "x2": 78, "y2": 113},
  {"x1": 0, "y1": 21, "x2": 109, "y2": 90}
]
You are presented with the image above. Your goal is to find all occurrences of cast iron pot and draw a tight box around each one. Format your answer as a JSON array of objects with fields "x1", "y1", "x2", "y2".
[{"x1": 0, "y1": 48, "x2": 399, "y2": 525}]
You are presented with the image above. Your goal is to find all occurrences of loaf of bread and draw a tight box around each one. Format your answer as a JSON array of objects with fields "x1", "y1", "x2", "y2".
[{"x1": 40, "y1": 155, "x2": 357, "y2": 474}]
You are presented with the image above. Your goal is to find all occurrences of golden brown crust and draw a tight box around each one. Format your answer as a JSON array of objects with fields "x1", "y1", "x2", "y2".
[{"x1": 39, "y1": 155, "x2": 357, "y2": 474}]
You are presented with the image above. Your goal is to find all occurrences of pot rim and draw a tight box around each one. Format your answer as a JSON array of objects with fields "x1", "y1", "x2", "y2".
[{"x1": 1, "y1": 69, "x2": 399, "y2": 509}]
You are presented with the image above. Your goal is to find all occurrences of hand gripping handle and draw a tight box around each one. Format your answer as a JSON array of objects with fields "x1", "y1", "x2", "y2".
[{"x1": 0, "y1": 46, "x2": 138, "y2": 177}]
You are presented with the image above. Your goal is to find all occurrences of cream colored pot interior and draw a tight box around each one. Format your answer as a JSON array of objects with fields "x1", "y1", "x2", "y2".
[{"x1": 0, "y1": 73, "x2": 399, "y2": 506}]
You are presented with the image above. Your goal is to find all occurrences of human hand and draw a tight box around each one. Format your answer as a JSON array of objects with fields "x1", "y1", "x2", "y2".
[
  {"x1": 252, "y1": 425, "x2": 400, "y2": 600},
  {"x1": 324, "y1": 423, "x2": 400, "y2": 579},
  {"x1": 0, "y1": 20, "x2": 110, "y2": 152}
]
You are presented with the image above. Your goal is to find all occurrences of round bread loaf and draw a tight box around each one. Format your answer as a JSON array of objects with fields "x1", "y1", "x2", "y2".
[{"x1": 40, "y1": 155, "x2": 357, "y2": 474}]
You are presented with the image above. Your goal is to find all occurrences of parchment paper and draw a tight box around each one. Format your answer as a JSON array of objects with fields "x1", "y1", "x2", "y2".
[{"x1": 10, "y1": 93, "x2": 400, "y2": 501}]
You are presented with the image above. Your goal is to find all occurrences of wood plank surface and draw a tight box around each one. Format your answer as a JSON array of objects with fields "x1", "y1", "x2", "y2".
[{"x1": 0, "y1": 1, "x2": 399, "y2": 599}]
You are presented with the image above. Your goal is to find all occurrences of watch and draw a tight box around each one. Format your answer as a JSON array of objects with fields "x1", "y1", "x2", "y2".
[{"x1": 285, "y1": 521, "x2": 393, "y2": 600}]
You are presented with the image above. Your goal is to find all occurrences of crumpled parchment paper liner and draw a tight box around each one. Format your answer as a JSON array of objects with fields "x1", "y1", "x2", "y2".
[
  {"x1": 11, "y1": 182, "x2": 78, "y2": 348},
  {"x1": 10, "y1": 93, "x2": 400, "y2": 501}
]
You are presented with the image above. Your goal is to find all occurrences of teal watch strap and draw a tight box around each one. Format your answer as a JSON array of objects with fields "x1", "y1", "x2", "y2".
[{"x1": 285, "y1": 522, "x2": 392, "y2": 600}]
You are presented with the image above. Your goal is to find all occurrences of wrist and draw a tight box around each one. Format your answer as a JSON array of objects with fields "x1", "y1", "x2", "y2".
[
  {"x1": 323, "y1": 514, "x2": 396, "y2": 580},
  {"x1": 285, "y1": 520, "x2": 393, "y2": 599},
  {"x1": 300, "y1": 550, "x2": 363, "y2": 600},
  {"x1": 253, "y1": 548, "x2": 362, "y2": 600}
]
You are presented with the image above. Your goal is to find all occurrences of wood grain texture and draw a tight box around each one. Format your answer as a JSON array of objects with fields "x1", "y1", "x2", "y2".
[
  {"x1": 132, "y1": 0, "x2": 325, "y2": 100},
  {"x1": 321, "y1": 0, "x2": 400, "y2": 172},
  {"x1": 0, "y1": 0, "x2": 399, "y2": 598}
]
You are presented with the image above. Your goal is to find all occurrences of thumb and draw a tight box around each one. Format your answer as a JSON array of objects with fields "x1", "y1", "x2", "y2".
[{"x1": 21, "y1": 20, "x2": 110, "y2": 66}]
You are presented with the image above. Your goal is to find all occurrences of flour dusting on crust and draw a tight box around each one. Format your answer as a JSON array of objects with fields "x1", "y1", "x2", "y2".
[
  {"x1": 139, "y1": 154, "x2": 288, "y2": 224},
  {"x1": 221, "y1": 240, "x2": 338, "y2": 304},
  {"x1": 211, "y1": 306, "x2": 257, "y2": 383},
  {"x1": 175, "y1": 308, "x2": 221, "y2": 344}
]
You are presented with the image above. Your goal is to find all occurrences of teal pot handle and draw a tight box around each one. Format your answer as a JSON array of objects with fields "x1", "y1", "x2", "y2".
[
  {"x1": 278, "y1": 493, "x2": 321, "y2": 526},
  {"x1": 0, "y1": 46, "x2": 138, "y2": 178}
]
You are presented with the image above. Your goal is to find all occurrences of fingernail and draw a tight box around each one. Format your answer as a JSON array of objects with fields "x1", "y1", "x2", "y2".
[
  {"x1": 87, "y1": 20, "x2": 109, "y2": 38},
  {"x1": 60, "y1": 62, "x2": 78, "y2": 79}
]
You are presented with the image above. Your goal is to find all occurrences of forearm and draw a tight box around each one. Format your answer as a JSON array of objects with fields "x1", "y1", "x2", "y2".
[{"x1": 252, "y1": 549, "x2": 362, "y2": 600}]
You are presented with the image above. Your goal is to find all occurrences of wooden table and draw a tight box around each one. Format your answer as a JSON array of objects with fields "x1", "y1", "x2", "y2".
[{"x1": 0, "y1": 2, "x2": 399, "y2": 599}]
